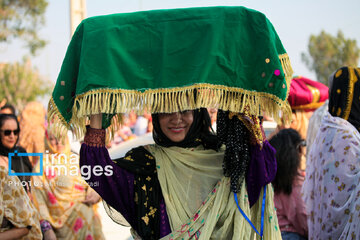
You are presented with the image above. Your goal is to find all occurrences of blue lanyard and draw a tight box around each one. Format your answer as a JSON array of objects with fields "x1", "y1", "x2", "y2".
[{"x1": 234, "y1": 185, "x2": 267, "y2": 239}]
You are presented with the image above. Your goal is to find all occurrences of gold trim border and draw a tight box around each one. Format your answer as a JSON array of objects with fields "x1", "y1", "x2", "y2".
[
  {"x1": 48, "y1": 53, "x2": 293, "y2": 139},
  {"x1": 343, "y1": 67, "x2": 359, "y2": 120}
]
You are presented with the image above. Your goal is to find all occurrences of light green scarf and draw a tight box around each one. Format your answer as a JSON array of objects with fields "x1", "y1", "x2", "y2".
[{"x1": 146, "y1": 145, "x2": 281, "y2": 239}]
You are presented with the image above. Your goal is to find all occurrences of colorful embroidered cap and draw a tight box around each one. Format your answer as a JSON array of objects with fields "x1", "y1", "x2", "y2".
[{"x1": 288, "y1": 76, "x2": 329, "y2": 111}]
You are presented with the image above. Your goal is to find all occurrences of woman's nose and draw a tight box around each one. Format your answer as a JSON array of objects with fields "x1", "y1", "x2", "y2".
[
  {"x1": 169, "y1": 112, "x2": 182, "y2": 122},
  {"x1": 9, "y1": 132, "x2": 16, "y2": 138}
]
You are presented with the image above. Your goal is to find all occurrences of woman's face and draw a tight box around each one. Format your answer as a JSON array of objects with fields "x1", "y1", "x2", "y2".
[
  {"x1": 0, "y1": 119, "x2": 19, "y2": 149},
  {"x1": 49, "y1": 134, "x2": 65, "y2": 152},
  {"x1": 158, "y1": 110, "x2": 194, "y2": 142}
]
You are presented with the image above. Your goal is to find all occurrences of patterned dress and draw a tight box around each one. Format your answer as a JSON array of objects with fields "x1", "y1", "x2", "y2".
[
  {"x1": 303, "y1": 113, "x2": 360, "y2": 240},
  {"x1": 0, "y1": 166, "x2": 42, "y2": 239},
  {"x1": 31, "y1": 153, "x2": 105, "y2": 240}
]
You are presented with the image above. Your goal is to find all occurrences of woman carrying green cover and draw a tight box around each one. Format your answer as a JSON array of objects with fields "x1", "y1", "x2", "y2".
[{"x1": 49, "y1": 6, "x2": 293, "y2": 239}]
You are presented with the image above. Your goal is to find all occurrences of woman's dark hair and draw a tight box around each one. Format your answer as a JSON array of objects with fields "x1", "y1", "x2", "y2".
[
  {"x1": 0, "y1": 114, "x2": 20, "y2": 133},
  {"x1": 269, "y1": 128, "x2": 303, "y2": 195},
  {"x1": 0, "y1": 104, "x2": 16, "y2": 115},
  {"x1": 191, "y1": 108, "x2": 220, "y2": 150}
]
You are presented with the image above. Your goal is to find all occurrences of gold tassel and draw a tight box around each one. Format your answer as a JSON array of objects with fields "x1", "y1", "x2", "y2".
[{"x1": 49, "y1": 63, "x2": 293, "y2": 139}]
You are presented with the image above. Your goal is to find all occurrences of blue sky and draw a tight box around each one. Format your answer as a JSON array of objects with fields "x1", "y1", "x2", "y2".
[{"x1": 1, "y1": 0, "x2": 359, "y2": 84}]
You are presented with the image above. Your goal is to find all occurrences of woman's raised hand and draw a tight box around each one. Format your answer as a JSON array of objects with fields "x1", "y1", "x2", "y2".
[
  {"x1": 82, "y1": 189, "x2": 101, "y2": 205},
  {"x1": 43, "y1": 229, "x2": 57, "y2": 240}
]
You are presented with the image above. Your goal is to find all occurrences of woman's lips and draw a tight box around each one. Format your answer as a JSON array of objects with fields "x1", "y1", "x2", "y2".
[
  {"x1": 6, "y1": 140, "x2": 16, "y2": 145},
  {"x1": 169, "y1": 127, "x2": 185, "y2": 133}
]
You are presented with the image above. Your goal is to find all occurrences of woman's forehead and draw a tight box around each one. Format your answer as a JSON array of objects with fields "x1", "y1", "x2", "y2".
[{"x1": 1, "y1": 118, "x2": 18, "y2": 127}]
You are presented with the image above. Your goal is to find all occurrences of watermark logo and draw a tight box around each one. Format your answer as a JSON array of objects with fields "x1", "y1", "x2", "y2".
[
  {"x1": 8, "y1": 150, "x2": 113, "y2": 181},
  {"x1": 8, "y1": 150, "x2": 43, "y2": 176}
]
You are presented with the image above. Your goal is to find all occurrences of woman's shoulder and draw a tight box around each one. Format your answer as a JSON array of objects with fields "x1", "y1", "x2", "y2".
[
  {"x1": 15, "y1": 145, "x2": 27, "y2": 153},
  {"x1": 14, "y1": 146, "x2": 33, "y2": 170},
  {"x1": 124, "y1": 146, "x2": 155, "y2": 161}
]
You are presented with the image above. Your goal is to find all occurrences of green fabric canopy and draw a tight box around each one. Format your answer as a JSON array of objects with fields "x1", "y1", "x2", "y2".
[{"x1": 49, "y1": 6, "x2": 293, "y2": 137}]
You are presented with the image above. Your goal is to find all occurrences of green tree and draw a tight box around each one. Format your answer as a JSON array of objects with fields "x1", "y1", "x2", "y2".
[
  {"x1": 0, "y1": 58, "x2": 53, "y2": 111},
  {"x1": 301, "y1": 30, "x2": 360, "y2": 86},
  {"x1": 0, "y1": 0, "x2": 49, "y2": 55}
]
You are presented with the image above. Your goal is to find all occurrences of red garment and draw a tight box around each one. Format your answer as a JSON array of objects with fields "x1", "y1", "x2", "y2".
[{"x1": 274, "y1": 174, "x2": 308, "y2": 238}]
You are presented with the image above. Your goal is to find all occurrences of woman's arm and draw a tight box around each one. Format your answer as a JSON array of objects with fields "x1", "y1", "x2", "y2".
[
  {"x1": 0, "y1": 227, "x2": 29, "y2": 240},
  {"x1": 80, "y1": 114, "x2": 136, "y2": 227},
  {"x1": 90, "y1": 114, "x2": 102, "y2": 129},
  {"x1": 2, "y1": 169, "x2": 42, "y2": 240}
]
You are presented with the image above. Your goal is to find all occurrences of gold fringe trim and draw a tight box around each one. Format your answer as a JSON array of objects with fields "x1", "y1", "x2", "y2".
[
  {"x1": 47, "y1": 97, "x2": 71, "y2": 139},
  {"x1": 279, "y1": 53, "x2": 294, "y2": 124},
  {"x1": 48, "y1": 54, "x2": 293, "y2": 139},
  {"x1": 343, "y1": 67, "x2": 359, "y2": 120},
  {"x1": 48, "y1": 97, "x2": 121, "y2": 143}
]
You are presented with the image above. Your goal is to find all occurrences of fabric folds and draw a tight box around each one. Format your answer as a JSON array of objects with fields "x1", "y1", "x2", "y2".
[{"x1": 49, "y1": 6, "x2": 293, "y2": 139}]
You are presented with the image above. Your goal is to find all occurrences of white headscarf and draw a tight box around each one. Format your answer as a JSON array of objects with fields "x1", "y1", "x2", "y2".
[
  {"x1": 306, "y1": 99, "x2": 328, "y2": 157},
  {"x1": 303, "y1": 113, "x2": 360, "y2": 239}
]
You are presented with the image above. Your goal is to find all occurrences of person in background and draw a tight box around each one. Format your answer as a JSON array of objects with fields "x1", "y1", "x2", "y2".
[
  {"x1": 19, "y1": 101, "x2": 46, "y2": 166},
  {"x1": 31, "y1": 129, "x2": 105, "y2": 240},
  {"x1": 133, "y1": 110, "x2": 152, "y2": 136},
  {"x1": 112, "y1": 114, "x2": 136, "y2": 145},
  {"x1": 271, "y1": 76, "x2": 329, "y2": 171},
  {"x1": 287, "y1": 76, "x2": 329, "y2": 140},
  {"x1": 0, "y1": 104, "x2": 16, "y2": 115},
  {"x1": 303, "y1": 66, "x2": 360, "y2": 239},
  {"x1": 128, "y1": 111, "x2": 137, "y2": 133},
  {"x1": 0, "y1": 166, "x2": 42, "y2": 239},
  {"x1": 0, "y1": 114, "x2": 32, "y2": 193},
  {"x1": 269, "y1": 129, "x2": 308, "y2": 240}
]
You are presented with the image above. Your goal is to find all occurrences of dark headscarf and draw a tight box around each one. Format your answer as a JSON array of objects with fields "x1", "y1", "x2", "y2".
[
  {"x1": 0, "y1": 114, "x2": 20, "y2": 157},
  {"x1": 151, "y1": 108, "x2": 220, "y2": 151},
  {"x1": 0, "y1": 114, "x2": 32, "y2": 187},
  {"x1": 329, "y1": 67, "x2": 360, "y2": 132}
]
